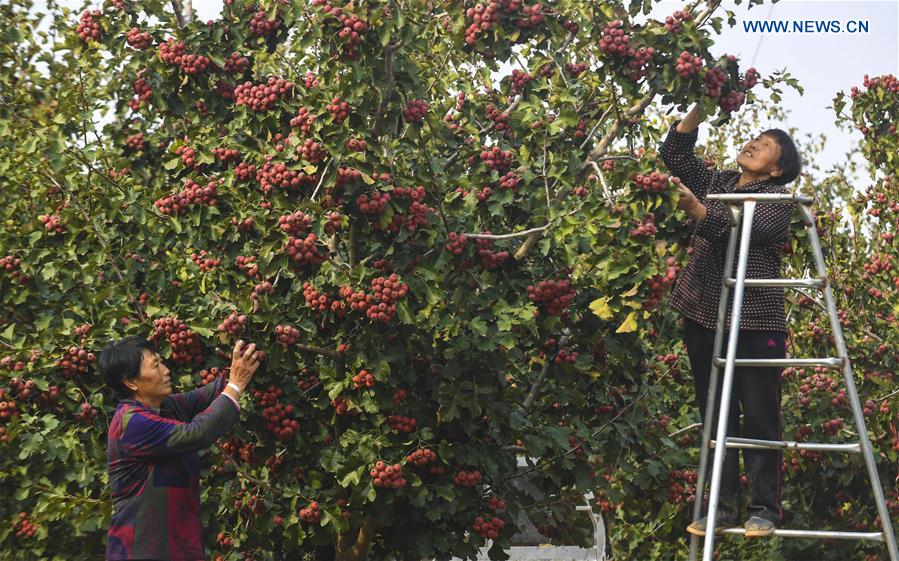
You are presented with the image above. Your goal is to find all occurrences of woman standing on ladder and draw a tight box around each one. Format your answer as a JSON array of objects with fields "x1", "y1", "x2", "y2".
[{"x1": 659, "y1": 102, "x2": 803, "y2": 537}]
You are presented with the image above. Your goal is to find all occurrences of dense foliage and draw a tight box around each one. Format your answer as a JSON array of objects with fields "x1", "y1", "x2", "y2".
[{"x1": 0, "y1": 0, "x2": 896, "y2": 560}]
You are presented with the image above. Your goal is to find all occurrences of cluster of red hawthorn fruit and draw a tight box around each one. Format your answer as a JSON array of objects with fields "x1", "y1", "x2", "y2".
[
  {"x1": 327, "y1": 97, "x2": 351, "y2": 123},
  {"x1": 310, "y1": 0, "x2": 369, "y2": 59},
  {"x1": 223, "y1": 52, "x2": 250, "y2": 74},
  {"x1": 643, "y1": 256, "x2": 680, "y2": 310},
  {"x1": 406, "y1": 448, "x2": 437, "y2": 465},
  {"x1": 199, "y1": 366, "x2": 229, "y2": 386},
  {"x1": 453, "y1": 469, "x2": 482, "y2": 487},
  {"x1": 125, "y1": 133, "x2": 148, "y2": 152},
  {"x1": 130, "y1": 78, "x2": 152, "y2": 110},
  {"x1": 125, "y1": 27, "x2": 152, "y2": 50},
  {"x1": 462, "y1": 0, "x2": 544, "y2": 46},
  {"x1": 664, "y1": 9, "x2": 693, "y2": 33},
  {"x1": 76, "y1": 10, "x2": 102, "y2": 42},
  {"x1": 234, "y1": 77, "x2": 294, "y2": 111},
  {"x1": 298, "y1": 138, "x2": 326, "y2": 162},
  {"x1": 290, "y1": 107, "x2": 316, "y2": 135},
  {"x1": 12, "y1": 512, "x2": 37, "y2": 540},
  {"x1": 217, "y1": 312, "x2": 248, "y2": 336},
  {"x1": 150, "y1": 317, "x2": 204, "y2": 365},
  {"x1": 675, "y1": 50, "x2": 703, "y2": 78},
  {"x1": 667, "y1": 468, "x2": 697, "y2": 505},
  {"x1": 629, "y1": 212, "x2": 657, "y2": 237},
  {"x1": 387, "y1": 414, "x2": 417, "y2": 433},
  {"x1": 403, "y1": 99, "x2": 428, "y2": 123},
  {"x1": 480, "y1": 146, "x2": 513, "y2": 172},
  {"x1": 300, "y1": 501, "x2": 321, "y2": 524},
  {"x1": 155, "y1": 179, "x2": 219, "y2": 215},
  {"x1": 474, "y1": 237, "x2": 510, "y2": 270},
  {"x1": 252, "y1": 385, "x2": 299, "y2": 441},
  {"x1": 527, "y1": 278, "x2": 576, "y2": 317},
  {"x1": 284, "y1": 233, "x2": 325, "y2": 266},
  {"x1": 158, "y1": 39, "x2": 211, "y2": 76},
  {"x1": 212, "y1": 147, "x2": 241, "y2": 163},
  {"x1": 75, "y1": 402, "x2": 98, "y2": 424},
  {"x1": 509, "y1": 69, "x2": 533, "y2": 93},
  {"x1": 371, "y1": 461, "x2": 406, "y2": 488},
  {"x1": 248, "y1": 7, "x2": 282, "y2": 36},
  {"x1": 471, "y1": 514, "x2": 505, "y2": 539},
  {"x1": 235, "y1": 255, "x2": 260, "y2": 279},
  {"x1": 485, "y1": 103, "x2": 511, "y2": 134},
  {"x1": 0, "y1": 255, "x2": 30, "y2": 284},
  {"x1": 39, "y1": 213, "x2": 65, "y2": 235},
  {"x1": 352, "y1": 369, "x2": 375, "y2": 389},
  {"x1": 275, "y1": 324, "x2": 301, "y2": 347},
  {"x1": 56, "y1": 346, "x2": 96, "y2": 379},
  {"x1": 634, "y1": 171, "x2": 672, "y2": 193},
  {"x1": 190, "y1": 250, "x2": 221, "y2": 272},
  {"x1": 256, "y1": 158, "x2": 316, "y2": 193},
  {"x1": 367, "y1": 275, "x2": 409, "y2": 321}
]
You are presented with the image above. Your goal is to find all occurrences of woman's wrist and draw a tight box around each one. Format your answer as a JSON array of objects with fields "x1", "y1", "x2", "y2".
[{"x1": 226, "y1": 381, "x2": 243, "y2": 394}]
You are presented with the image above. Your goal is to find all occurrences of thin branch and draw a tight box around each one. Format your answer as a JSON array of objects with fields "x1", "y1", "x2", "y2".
[
  {"x1": 371, "y1": 42, "x2": 400, "y2": 138},
  {"x1": 522, "y1": 331, "x2": 570, "y2": 411},
  {"x1": 310, "y1": 158, "x2": 332, "y2": 200},
  {"x1": 295, "y1": 343, "x2": 338, "y2": 359}
]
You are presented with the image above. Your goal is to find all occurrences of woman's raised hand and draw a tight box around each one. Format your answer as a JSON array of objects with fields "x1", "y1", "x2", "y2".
[{"x1": 229, "y1": 340, "x2": 261, "y2": 392}]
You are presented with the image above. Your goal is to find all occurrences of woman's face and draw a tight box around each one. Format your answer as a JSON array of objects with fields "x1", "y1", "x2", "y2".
[
  {"x1": 737, "y1": 133, "x2": 783, "y2": 180},
  {"x1": 125, "y1": 349, "x2": 172, "y2": 404}
]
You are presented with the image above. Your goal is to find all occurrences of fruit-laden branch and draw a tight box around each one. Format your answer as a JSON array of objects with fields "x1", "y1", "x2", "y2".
[
  {"x1": 34, "y1": 168, "x2": 147, "y2": 324},
  {"x1": 335, "y1": 514, "x2": 375, "y2": 561},
  {"x1": 522, "y1": 331, "x2": 570, "y2": 411},
  {"x1": 512, "y1": 0, "x2": 723, "y2": 261},
  {"x1": 444, "y1": 96, "x2": 524, "y2": 170}
]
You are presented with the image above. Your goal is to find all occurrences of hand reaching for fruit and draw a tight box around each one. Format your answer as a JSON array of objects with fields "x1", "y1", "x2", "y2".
[
  {"x1": 228, "y1": 340, "x2": 262, "y2": 393},
  {"x1": 676, "y1": 186, "x2": 708, "y2": 222}
]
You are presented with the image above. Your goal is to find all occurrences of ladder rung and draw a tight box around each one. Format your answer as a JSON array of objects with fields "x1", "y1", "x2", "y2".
[
  {"x1": 718, "y1": 528, "x2": 884, "y2": 541},
  {"x1": 713, "y1": 357, "x2": 844, "y2": 368},
  {"x1": 711, "y1": 437, "x2": 861, "y2": 453},
  {"x1": 724, "y1": 278, "x2": 825, "y2": 288}
]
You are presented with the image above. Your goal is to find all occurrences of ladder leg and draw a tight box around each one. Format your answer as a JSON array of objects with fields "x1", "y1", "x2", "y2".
[
  {"x1": 689, "y1": 205, "x2": 743, "y2": 561},
  {"x1": 702, "y1": 201, "x2": 758, "y2": 561},
  {"x1": 800, "y1": 205, "x2": 899, "y2": 561}
]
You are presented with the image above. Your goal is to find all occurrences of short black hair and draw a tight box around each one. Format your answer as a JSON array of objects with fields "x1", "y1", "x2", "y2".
[
  {"x1": 760, "y1": 128, "x2": 802, "y2": 186},
  {"x1": 98, "y1": 336, "x2": 157, "y2": 400}
]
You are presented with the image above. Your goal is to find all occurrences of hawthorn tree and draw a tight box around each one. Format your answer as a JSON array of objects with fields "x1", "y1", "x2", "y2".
[{"x1": 1, "y1": 0, "x2": 896, "y2": 560}]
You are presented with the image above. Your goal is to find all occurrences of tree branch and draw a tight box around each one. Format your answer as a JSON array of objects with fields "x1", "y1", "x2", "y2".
[
  {"x1": 371, "y1": 42, "x2": 400, "y2": 138},
  {"x1": 522, "y1": 331, "x2": 570, "y2": 411}
]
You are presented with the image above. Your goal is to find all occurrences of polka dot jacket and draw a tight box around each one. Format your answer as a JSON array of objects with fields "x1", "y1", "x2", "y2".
[{"x1": 659, "y1": 119, "x2": 794, "y2": 333}]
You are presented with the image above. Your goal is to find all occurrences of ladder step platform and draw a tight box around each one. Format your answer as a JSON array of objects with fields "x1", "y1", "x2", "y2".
[
  {"x1": 717, "y1": 528, "x2": 885, "y2": 541},
  {"x1": 710, "y1": 437, "x2": 861, "y2": 453},
  {"x1": 712, "y1": 357, "x2": 844, "y2": 368},
  {"x1": 723, "y1": 278, "x2": 825, "y2": 288}
]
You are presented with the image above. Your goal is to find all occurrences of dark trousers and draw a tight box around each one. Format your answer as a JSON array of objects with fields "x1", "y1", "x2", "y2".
[{"x1": 682, "y1": 316, "x2": 786, "y2": 524}]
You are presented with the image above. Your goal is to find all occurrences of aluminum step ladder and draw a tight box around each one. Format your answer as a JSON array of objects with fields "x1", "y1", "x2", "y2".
[{"x1": 687, "y1": 192, "x2": 899, "y2": 561}]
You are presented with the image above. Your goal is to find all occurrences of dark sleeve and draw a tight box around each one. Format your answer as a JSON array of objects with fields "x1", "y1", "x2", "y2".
[
  {"x1": 695, "y1": 191, "x2": 793, "y2": 246},
  {"x1": 121, "y1": 395, "x2": 239, "y2": 458},
  {"x1": 162, "y1": 375, "x2": 227, "y2": 421},
  {"x1": 659, "y1": 119, "x2": 719, "y2": 200}
]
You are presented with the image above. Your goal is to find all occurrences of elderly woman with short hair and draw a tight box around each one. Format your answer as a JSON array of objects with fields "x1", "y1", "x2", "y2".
[{"x1": 99, "y1": 337, "x2": 261, "y2": 561}]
